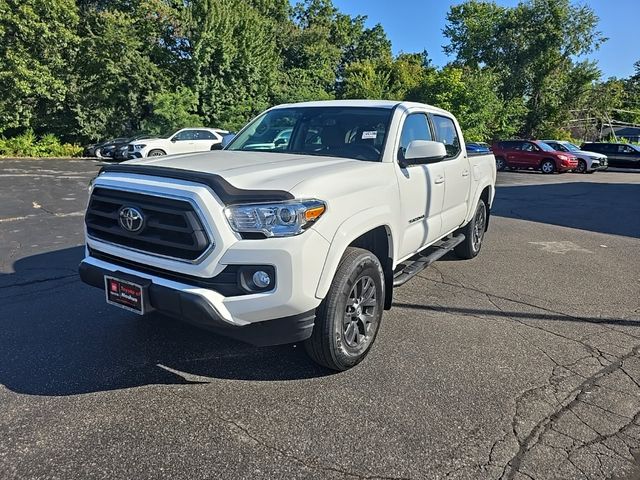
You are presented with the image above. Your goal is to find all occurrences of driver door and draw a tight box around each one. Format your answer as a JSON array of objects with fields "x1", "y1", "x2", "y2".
[{"x1": 394, "y1": 112, "x2": 445, "y2": 259}]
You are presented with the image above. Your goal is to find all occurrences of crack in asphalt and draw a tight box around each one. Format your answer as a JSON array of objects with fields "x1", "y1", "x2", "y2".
[
  {"x1": 165, "y1": 388, "x2": 414, "y2": 480},
  {"x1": 408, "y1": 270, "x2": 640, "y2": 480},
  {"x1": 0, "y1": 273, "x2": 78, "y2": 291}
]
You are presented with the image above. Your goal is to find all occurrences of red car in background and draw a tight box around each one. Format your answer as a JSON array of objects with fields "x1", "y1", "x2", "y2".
[{"x1": 492, "y1": 140, "x2": 579, "y2": 174}]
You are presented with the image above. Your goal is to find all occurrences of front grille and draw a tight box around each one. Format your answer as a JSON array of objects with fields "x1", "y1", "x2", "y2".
[
  {"x1": 128, "y1": 145, "x2": 134, "y2": 152},
  {"x1": 86, "y1": 187, "x2": 211, "y2": 261}
]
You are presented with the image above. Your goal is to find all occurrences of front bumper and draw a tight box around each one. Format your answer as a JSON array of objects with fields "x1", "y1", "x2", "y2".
[
  {"x1": 79, "y1": 260, "x2": 315, "y2": 346},
  {"x1": 559, "y1": 159, "x2": 579, "y2": 171}
]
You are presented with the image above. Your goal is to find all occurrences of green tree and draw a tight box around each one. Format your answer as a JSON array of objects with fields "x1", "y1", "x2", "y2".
[
  {"x1": 186, "y1": 0, "x2": 281, "y2": 130},
  {"x1": 0, "y1": 0, "x2": 79, "y2": 135},
  {"x1": 69, "y1": 7, "x2": 170, "y2": 141},
  {"x1": 277, "y1": 0, "x2": 391, "y2": 102},
  {"x1": 413, "y1": 66, "x2": 505, "y2": 141},
  {"x1": 444, "y1": 0, "x2": 605, "y2": 137},
  {"x1": 142, "y1": 87, "x2": 202, "y2": 134}
]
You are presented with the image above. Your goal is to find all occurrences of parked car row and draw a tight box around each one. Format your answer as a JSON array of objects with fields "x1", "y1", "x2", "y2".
[
  {"x1": 86, "y1": 127, "x2": 640, "y2": 172},
  {"x1": 84, "y1": 127, "x2": 231, "y2": 161},
  {"x1": 491, "y1": 139, "x2": 640, "y2": 174}
]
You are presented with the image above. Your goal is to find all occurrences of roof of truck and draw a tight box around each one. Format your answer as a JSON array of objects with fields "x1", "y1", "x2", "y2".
[{"x1": 271, "y1": 99, "x2": 451, "y2": 115}]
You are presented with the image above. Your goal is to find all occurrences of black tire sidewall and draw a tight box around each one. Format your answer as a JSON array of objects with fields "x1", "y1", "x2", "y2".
[
  {"x1": 578, "y1": 160, "x2": 587, "y2": 173},
  {"x1": 327, "y1": 252, "x2": 385, "y2": 369}
]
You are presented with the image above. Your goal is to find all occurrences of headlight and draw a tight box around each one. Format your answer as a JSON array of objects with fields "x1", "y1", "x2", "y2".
[
  {"x1": 557, "y1": 154, "x2": 568, "y2": 160},
  {"x1": 225, "y1": 200, "x2": 326, "y2": 237},
  {"x1": 590, "y1": 156, "x2": 601, "y2": 160},
  {"x1": 133, "y1": 144, "x2": 146, "y2": 150}
]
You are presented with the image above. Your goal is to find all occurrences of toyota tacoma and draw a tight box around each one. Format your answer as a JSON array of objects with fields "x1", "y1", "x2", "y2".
[{"x1": 80, "y1": 100, "x2": 496, "y2": 371}]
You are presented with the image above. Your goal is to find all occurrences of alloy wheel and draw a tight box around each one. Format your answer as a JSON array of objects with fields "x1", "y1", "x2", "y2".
[{"x1": 342, "y1": 276, "x2": 378, "y2": 350}]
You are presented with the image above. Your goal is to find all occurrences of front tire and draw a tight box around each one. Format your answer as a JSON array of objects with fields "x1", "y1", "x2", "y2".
[
  {"x1": 455, "y1": 198, "x2": 487, "y2": 260},
  {"x1": 305, "y1": 247, "x2": 384, "y2": 371},
  {"x1": 541, "y1": 159, "x2": 556, "y2": 174},
  {"x1": 148, "y1": 149, "x2": 166, "y2": 157},
  {"x1": 575, "y1": 160, "x2": 587, "y2": 174}
]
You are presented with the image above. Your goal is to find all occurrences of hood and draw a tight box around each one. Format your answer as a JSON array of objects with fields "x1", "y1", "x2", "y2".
[
  {"x1": 123, "y1": 150, "x2": 378, "y2": 192},
  {"x1": 130, "y1": 137, "x2": 167, "y2": 146}
]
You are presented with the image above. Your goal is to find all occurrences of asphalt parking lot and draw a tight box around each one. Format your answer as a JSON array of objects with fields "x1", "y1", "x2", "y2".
[{"x1": 1, "y1": 159, "x2": 639, "y2": 480}]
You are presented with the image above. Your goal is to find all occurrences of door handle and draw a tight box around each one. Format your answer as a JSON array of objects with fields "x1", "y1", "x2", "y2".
[
  {"x1": 434, "y1": 176, "x2": 445, "y2": 184},
  {"x1": 462, "y1": 170, "x2": 470, "y2": 177}
]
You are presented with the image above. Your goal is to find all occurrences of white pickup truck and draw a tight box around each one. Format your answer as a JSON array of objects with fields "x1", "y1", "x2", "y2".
[{"x1": 80, "y1": 100, "x2": 496, "y2": 370}]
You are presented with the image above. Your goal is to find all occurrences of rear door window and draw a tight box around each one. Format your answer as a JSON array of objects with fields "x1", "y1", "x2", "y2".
[{"x1": 196, "y1": 130, "x2": 217, "y2": 140}]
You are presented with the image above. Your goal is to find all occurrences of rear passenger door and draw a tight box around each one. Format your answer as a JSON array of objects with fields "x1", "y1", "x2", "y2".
[
  {"x1": 504, "y1": 141, "x2": 526, "y2": 167},
  {"x1": 192, "y1": 130, "x2": 220, "y2": 152},
  {"x1": 432, "y1": 114, "x2": 471, "y2": 234}
]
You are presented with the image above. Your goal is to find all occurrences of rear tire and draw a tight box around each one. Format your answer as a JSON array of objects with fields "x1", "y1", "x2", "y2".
[
  {"x1": 305, "y1": 247, "x2": 384, "y2": 371},
  {"x1": 541, "y1": 159, "x2": 556, "y2": 174},
  {"x1": 148, "y1": 149, "x2": 166, "y2": 157},
  {"x1": 575, "y1": 160, "x2": 587, "y2": 174},
  {"x1": 495, "y1": 157, "x2": 507, "y2": 171},
  {"x1": 455, "y1": 199, "x2": 487, "y2": 260}
]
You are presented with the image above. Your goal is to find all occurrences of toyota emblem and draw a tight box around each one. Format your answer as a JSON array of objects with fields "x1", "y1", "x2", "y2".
[{"x1": 118, "y1": 206, "x2": 145, "y2": 233}]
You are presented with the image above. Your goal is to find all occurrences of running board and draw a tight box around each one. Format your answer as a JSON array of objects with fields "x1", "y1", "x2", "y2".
[{"x1": 393, "y1": 234, "x2": 465, "y2": 287}]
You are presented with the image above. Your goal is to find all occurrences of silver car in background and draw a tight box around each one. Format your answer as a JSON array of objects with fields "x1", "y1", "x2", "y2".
[{"x1": 543, "y1": 140, "x2": 608, "y2": 173}]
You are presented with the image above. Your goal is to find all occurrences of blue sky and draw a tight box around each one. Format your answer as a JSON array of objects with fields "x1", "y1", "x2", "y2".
[{"x1": 329, "y1": 0, "x2": 638, "y2": 79}]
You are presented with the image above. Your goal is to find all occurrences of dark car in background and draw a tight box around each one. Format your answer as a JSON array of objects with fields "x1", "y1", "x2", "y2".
[
  {"x1": 95, "y1": 138, "x2": 129, "y2": 159},
  {"x1": 112, "y1": 134, "x2": 153, "y2": 161},
  {"x1": 492, "y1": 140, "x2": 578, "y2": 174},
  {"x1": 83, "y1": 138, "x2": 124, "y2": 158},
  {"x1": 581, "y1": 142, "x2": 640, "y2": 168}
]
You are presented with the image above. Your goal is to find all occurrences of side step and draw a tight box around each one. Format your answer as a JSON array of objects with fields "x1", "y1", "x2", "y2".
[{"x1": 393, "y1": 234, "x2": 465, "y2": 287}]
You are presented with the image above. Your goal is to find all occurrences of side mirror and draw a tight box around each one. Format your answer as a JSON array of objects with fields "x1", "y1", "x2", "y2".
[
  {"x1": 210, "y1": 142, "x2": 223, "y2": 151},
  {"x1": 401, "y1": 140, "x2": 447, "y2": 167},
  {"x1": 171, "y1": 137, "x2": 177, "y2": 143}
]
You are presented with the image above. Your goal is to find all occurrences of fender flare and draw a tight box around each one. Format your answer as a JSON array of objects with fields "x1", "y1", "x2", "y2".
[
  {"x1": 464, "y1": 182, "x2": 494, "y2": 225},
  {"x1": 314, "y1": 205, "x2": 395, "y2": 300}
]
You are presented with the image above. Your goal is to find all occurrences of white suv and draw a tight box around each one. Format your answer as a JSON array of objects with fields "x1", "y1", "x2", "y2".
[{"x1": 128, "y1": 128, "x2": 229, "y2": 159}]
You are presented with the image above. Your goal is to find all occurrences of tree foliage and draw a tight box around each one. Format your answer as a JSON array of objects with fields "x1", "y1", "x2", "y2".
[
  {"x1": 444, "y1": 0, "x2": 605, "y2": 138},
  {"x1": 0, "y1": 0, "x2": 79, "y2": 135},
  {"x1": 0, "y1": 0, "x2": 637, "y2": 147}
]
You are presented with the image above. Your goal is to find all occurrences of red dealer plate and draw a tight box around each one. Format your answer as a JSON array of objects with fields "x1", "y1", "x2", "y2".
[{"x1": 104, "y1": 276, "x2": 146, "y2": 315}]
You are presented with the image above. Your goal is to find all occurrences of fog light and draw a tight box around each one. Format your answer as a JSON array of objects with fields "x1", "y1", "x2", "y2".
[{"x1": 252, "y1": 270, "x2": 271, "y2": 289}]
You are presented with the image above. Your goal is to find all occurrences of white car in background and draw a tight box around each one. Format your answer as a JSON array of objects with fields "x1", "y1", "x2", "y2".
[
  {"x1": 128, "y1": 127, "x2": 229, "y2": 159},
  {"x1": 542, "y1": 140, "x2": 608, "y2": 173}
]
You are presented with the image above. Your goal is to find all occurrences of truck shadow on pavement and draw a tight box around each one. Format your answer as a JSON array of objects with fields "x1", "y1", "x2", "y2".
[
  {"x1": 0, "y1": 246, "x2": 331, "y2": 397},
  {"x1": 492, "y1": 182, "x2": 640, "y2": 239}
]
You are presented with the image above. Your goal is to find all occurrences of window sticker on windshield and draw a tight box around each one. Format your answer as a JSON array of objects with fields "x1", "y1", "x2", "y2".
[{"x1": 362, "y1": 131, "x2": 378, "y2": 140}]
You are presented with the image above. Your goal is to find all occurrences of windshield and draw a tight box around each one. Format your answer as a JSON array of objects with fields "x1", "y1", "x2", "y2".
[
  {"x1": 226, "y1": 107, "x2": 393, "y2": 162},
  {"x1": 537, "y1": 141, "x2": 556, "y2": 152},
  {"x1": 562, "y1": 142, "x2": 581, "y2": 152},
  {"x1": 159, "y1": 129, "x2": 179, "y2": 139}
]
